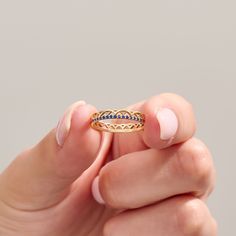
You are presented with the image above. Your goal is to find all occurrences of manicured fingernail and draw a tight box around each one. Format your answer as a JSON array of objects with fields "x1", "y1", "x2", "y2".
[
  {"x1": 156, "y1": 108, "x2": 178, "y2": 140},
  {"x1": 56, "y1": 100, "x2": 86, "y2": 146},
  {"x1": 92, "y1": 176, "x2": 105, "y2": 204}
]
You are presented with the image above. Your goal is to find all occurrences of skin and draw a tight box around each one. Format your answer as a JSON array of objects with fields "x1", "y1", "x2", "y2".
[{"x1": 0, "y1": 93, "x2": 217, "y2": 236}]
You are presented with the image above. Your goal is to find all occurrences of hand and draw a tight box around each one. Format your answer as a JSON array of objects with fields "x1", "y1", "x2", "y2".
[{"x1": 0, "y1": 94, "x2": 217, "y2": 236}]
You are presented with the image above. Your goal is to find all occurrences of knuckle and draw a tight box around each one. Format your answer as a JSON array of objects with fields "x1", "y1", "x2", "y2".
[
  {"x1": 99, "y1": 163, "x2": 122, "y2": 209},
  {"x1": 176, "y1": 138, "x2": 214, "y2": 190},
  {"x1": 176, "y1": 198, "x2": 205, "y2": 235}
]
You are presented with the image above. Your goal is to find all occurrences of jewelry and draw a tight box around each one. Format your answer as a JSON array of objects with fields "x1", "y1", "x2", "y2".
[{"x1": 90, "y1": 109, "x2": 145, "y2": 133}]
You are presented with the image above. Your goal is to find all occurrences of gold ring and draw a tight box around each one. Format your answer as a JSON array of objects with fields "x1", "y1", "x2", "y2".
[{"x1": 90, "y1": 109, "x2": 145, "y2": 133}]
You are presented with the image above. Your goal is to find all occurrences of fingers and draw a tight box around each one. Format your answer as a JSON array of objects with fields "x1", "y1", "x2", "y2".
[
  {"x1": 0, "y1": 101, "x2": 102, "y2": 210},
  {"x1": 103, "y1": 195, "x2": 217, "y2": 236},
  {"x1": 92, "y1": 138, "x2": 215, "y2": 209},
  {"x1": 112, "y1": 93, "x2": 196, "y2": 159},
  {"x1": 142, "y1": 93, "x2": 196, "y2": 148}
]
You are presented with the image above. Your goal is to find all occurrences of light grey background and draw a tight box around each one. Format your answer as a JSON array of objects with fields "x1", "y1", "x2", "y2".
[{"x1": 0, "y1": 1, "x2": 235, "y2": 235}]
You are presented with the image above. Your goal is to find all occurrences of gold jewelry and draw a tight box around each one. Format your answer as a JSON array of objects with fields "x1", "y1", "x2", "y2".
[{"x1": 90, "y1": 109, "x2": 145, "y2": 133}]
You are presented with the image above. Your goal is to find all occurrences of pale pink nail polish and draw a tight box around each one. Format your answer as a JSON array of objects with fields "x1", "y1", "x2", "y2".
[
  {"x1": 56, "y1": 100, "x2": 86, "y2": 146},
  {"x1": 92, "y1": 176, "x2": 105, "y2": 204},
  {"x1": 156, "y1": 108, "x2": 178, "y2": 140}
]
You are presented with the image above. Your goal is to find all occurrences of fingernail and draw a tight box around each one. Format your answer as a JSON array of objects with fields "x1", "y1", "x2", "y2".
[
  {"x1": 156, "y1": 108, "x2": 178, "y2": 140},
  {"x1": 56, "y1": 100, "x2": 86, "y2": 146},
  {"x1": 91, "y1": 176, "x2": 105, "y2": 204}
]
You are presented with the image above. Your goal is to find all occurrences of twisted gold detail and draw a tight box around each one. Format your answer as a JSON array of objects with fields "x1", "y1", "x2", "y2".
[{"x1": 90, "y1": 109, "x2": 145, "y2": 133}]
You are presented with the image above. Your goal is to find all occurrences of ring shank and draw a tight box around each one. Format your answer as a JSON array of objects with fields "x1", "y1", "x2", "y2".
[{"x1": 90, "y1": 109, "x2": 145, "y2": 133}]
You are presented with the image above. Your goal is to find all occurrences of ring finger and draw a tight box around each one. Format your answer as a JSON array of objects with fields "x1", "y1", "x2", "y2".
[{"x1": 103, "y1": 195, "x2": 217, "y2": 236}]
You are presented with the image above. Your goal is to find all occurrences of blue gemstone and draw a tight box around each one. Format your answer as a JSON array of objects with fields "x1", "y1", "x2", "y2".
[
  {"x1": 109, "y1": 115, "x2": 113, "y2": 118},
  {"x1": 126, "y1": 115, "x2": 129, "y2": 119},
  {"x1": 118, "y1": 115, "x2": 121, "y2": 118},
  {"x1": 114, "y1": 115, "x2": 117, "y2": 118},
  {"x1": 105, "y1": 115, "x2": 109, "y2": 119},
  {"x1": 122, "y1": 115, "x2": 125, "y2": 119}
]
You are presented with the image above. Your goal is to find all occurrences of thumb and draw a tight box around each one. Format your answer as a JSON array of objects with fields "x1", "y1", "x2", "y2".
[{"x1": 0, "y1": 101, "x2": 102, "y2": 210}]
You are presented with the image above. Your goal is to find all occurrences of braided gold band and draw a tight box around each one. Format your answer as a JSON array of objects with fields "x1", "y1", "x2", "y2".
[{"x1": 90, "y1": 109, "x2": 145, "y2": 133}]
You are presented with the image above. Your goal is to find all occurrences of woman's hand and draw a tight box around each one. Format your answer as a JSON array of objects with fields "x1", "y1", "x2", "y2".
[{"x1": 0, "y1": 94, "x2": 217, "y2": 236}]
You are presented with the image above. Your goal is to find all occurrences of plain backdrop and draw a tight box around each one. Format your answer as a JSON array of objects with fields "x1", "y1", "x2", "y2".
[{"x1": 0, "y1": 1, "x2": 235, "y2": 235}]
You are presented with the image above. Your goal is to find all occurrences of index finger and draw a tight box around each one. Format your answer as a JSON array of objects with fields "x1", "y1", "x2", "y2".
[{"x1": 112, "y1": 93, "x2": 196, "y2": 159}]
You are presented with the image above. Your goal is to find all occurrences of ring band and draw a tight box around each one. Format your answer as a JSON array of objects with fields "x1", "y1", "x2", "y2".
[{"x1": 90, "y1": 109, "x2": 145, "y2": 133}]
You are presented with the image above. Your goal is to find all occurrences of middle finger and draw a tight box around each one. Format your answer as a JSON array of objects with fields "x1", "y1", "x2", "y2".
[{"x1": 94, "y1": 138, "x2": 215, "y2": 209}]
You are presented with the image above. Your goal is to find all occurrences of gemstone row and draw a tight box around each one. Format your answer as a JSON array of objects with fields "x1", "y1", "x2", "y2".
[{"x1": 93, "y1": 114, "x2": 143, "y2": 122}]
